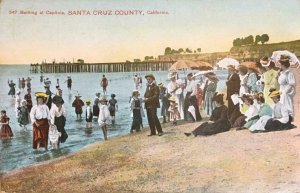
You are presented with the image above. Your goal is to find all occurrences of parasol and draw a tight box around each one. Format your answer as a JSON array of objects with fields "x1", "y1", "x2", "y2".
[
  {"x1": 270, "y1": 50, "x2": 300, "y2": 68},
  {"x1": 216, "y1": 58, "x2": 239, "y2": 69}
]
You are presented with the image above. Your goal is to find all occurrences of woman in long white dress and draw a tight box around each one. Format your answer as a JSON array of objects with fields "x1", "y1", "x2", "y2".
[
  {"x1": 277, "y1": 55, "x2": 296, "y2": 118},
  {"x1": 238, "y1": 65, "x2": 249, "y2": 96},
  {"x1": 175, "y1": 79, "x2": 185, "y2": 119}
]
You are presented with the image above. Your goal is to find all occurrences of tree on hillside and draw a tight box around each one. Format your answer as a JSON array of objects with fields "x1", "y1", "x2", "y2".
[
  {"x1": 255, "y1": 35, "x2": 261, "y2": 45},
  {"x1": 171, "y1": 49, "x2": 179, "y2": 54},
  {"x1": 134, "y1": 59, "x2": 141, "y2": 62},
  {"x1": 178, "y1": 48, "x2": 184, "y2": 53},
  {"x1": 233, "y1": 38, "x2": 243, "y2": 46},
  {"x1": 244, "y1": 35, "x2": 254, "y2": 45},
  {"x1": 186, "y1": 48, "x2": 192, "y2": 53},
  {"x1": 165, "y1": 47, "x2": 172, "y2": 55},
  {"x1": 261, "y1": 34, "x2": 269, "y2": 44},
  {"x1": 197, "y1": 48, "x2": 201, "y2": 52}
]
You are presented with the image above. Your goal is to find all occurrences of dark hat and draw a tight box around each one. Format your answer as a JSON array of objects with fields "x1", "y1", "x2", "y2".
[
  {"x1": 52, "y1": 95, "x2": 64, "y2": 105},
  {"x1": 145, "y1": 74, "x2": 155, "y2": 80},
  {"x1": 241, "y1": 94, "x2": 254, "y2": 102},
  {"x1": 187, "y1": 72, "x2": 193, "y2": 77},
  {"x1": 279, "y1": 55, "x2": 290, "y2": 62},
  {"x1": 227, "y1": 65, "x2": 235, "y2": 69},
  {"x1": 212, "y1": 92, "x2": 224, "y2": 104},
  {"x1": 111, "y1": 94, "x2": 116, "y2": 98},
  {"x1": 204, "y1": 72, "x2": 216, "y2": 77}
]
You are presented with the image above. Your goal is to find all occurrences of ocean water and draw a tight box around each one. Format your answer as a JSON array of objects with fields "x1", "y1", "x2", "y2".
[{"x1": 0, "y1": 65, "x2": 228, "y2": 173}]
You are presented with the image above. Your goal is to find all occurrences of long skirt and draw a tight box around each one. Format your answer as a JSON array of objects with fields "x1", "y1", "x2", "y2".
[
  {"x1": 192, "y1": 120, "x2": 231, "y2": 136},
  {"x1": 32, "y1": 119, "x2": 49, "y2": 149},
  {"x1": 249, "y1": 115, "x2": 272, "y2": 132},
  {"x1": 54, "y1": 116, "x2": 68, "y2": 143},
  {"x1": 0, "y1": 125, "x2": 14, "y2": 139},
  {"x1": 265, "y1": 116, "x2": 292, "y2": 132},
  {"x1": 131, "y1": 109, "x2": 142, "y2": 132}
]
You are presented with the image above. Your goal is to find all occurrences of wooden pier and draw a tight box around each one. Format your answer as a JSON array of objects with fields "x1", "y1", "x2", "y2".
[{"x1": 30, "y1": 61, "x2": 175, "y2": 73}]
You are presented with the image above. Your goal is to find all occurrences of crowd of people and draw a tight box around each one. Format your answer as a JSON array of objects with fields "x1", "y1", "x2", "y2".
[{"x1": 0, "y1": 54, "x2": 298, "y2": 151}]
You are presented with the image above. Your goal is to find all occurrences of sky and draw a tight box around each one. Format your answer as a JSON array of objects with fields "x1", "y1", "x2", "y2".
[{"x1": 0, "y1": 0, "x2": 300, "y2": 64}]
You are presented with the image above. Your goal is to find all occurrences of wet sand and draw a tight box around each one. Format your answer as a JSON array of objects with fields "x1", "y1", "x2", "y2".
[{"x1": 0, "y1": 69, "x2": 299, "y2": 193}]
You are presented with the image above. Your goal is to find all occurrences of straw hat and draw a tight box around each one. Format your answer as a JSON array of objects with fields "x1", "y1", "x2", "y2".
[
  {"x1": 268, "y1": 90, "x2": 281, "y2": 98},
  {"x1": 35, "y1": 92, "x2": 48, "y2": 99},
  {"x1": 132, "y1": 90, "x2": 140, "y2": 96},
  {"x1": 85, "y1": 99, "x2": 91, "y2": 104},
  {"x1": 168, "y1": 96, "x2": 176, "y2": 102},
  {"x1": 99, "y1": 96, "x2": 108, "y2": 103},
  {"x1": 260, "y1": 56, "x2": 269, "y2": 67}
]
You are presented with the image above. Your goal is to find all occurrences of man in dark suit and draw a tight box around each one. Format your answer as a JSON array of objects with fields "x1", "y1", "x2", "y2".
[
  {"x1": 226, "y1": 65, "x2": 240, "y2": 116},
  {"x1": 144, "y1": 74, "x2": 163, "y2": 136}
]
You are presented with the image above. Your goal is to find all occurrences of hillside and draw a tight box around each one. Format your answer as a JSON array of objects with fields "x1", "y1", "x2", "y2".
[{"x1": 229, "y1": 40, "x2": 300, "y2": 59}]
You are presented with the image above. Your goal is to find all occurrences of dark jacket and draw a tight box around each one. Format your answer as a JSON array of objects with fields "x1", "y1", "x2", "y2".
[
  {"x1": 226, "y1": 72, "x2": 240, "y2": 100},
  {"x1": 144, "y1": 83, "x2": 160, "y2": 109}
]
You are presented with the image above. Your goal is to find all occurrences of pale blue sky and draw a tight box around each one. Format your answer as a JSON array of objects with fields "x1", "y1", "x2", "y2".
[{"x1": 0, "y1": 0, "x2": 299, "y2": 64}]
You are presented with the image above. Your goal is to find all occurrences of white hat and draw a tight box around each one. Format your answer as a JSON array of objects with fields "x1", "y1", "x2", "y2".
[{"x1": 260, "y1": 59, "x2": 270, "y2": 67}]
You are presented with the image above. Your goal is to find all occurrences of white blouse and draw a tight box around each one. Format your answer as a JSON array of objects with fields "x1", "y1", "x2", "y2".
[
  {"x1": 30, "y1": 104, "x2": 50, "y2": 123},
  {"x1": 273, "y1": 102, "x2": 289, "y2": 124},
  {"x1": 278, "y1": 69, "x2": 295, "y2": 96},
  {"x1": 186, "y1": 79, "x2": 197, "y2": 96},
  {"x1": 49, "y1": 104, "x2": 67, "y2": 124}
]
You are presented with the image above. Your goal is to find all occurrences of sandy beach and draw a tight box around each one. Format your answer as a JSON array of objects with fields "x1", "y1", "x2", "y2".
[{"x1": 1, "y1": 69, "x2": 300, "y2": 193}]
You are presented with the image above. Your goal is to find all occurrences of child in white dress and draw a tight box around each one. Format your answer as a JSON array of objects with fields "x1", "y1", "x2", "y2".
[{"x1": 98, "y1": 97, "x2": 110, "y2": 140}]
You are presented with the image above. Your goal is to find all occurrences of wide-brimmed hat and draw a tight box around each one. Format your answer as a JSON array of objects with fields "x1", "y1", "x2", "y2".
[
  {"x1": 241, "y1": 94, "x2": 254, "y2": 102},
  {"x1": 145, "y1": 74, "x2": 155, "y2": 80},
  {"x1": 52, "y1": 95, "x2": 64, "y2": 105},
  {"x1": 269, "y1": 90, "x2": 282, "y2": 98},
  {"x1": 279, "y1": 55, "x2": 290, "y2": 62},
  {"x1": 85, "y1": 99, "x2": 91, "y2": 104},
  {"x1": 212, "y1": 92, "x2": 224, "y2": 104},
  {"x1": 16, "y1": 90, "x2": 21, "y2": 94},
  {"x1": 99, "y1": 96, "x2": 108, "y2": 103},
  {"x1": 204, "y1": 72, "x2": 216, "y2": 77},
  {"x1": 260, "y1": 56, "x2": 269, "y2": 67},
  {"x1": 186, "y1": 72, "x2": 193, "y2": 77},
  {"x1": 132, "y1": 90, "x2": 140, "y2": 96},
  {"x1": 168, "y1": 96, "x2": 176, "y2": 102},
  {"x1": 35, "y1": 92, "x2": 48, "y2": 99}
]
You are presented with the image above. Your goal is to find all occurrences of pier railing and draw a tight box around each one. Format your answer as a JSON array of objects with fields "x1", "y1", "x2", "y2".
[{"x1": 30, "y1": 61, "x2": 175, "y2": 73}]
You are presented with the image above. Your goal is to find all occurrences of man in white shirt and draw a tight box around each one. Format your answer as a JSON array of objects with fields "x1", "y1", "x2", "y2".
[{"x1": 184, "y1": 73, "x2": 202, "y2": 121}]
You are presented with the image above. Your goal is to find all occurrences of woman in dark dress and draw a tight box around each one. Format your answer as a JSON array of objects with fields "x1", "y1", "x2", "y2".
[
  {"x1": 8, "y1": 80, "x2": 16, "y2": 98},
  {"x1": 109, "y1": 94, "x2": 118, "y2": 125},
  {"x1": 184, "y1": 93, "x2": 230, "y2": 136}
]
